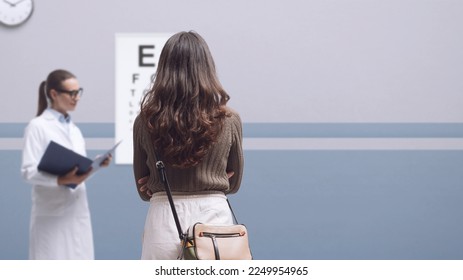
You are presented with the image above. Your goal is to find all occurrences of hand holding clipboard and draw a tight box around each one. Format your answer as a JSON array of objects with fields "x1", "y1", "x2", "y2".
[{"x1": 38, "y1": 140, "x2": 122, "y2": 188}]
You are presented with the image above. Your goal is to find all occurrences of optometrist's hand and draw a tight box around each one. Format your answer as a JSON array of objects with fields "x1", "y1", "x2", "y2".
[
  {"x1": 58, "y1": 166, "x2": 92, "y2": 186},
  {"x1": 98, "y1": 154, "x2": 112, "y2": 167}
]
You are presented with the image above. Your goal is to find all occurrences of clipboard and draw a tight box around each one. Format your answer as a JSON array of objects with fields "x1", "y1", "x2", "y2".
[
  {"x1": 38, "y1": 141, "x2": 92, "y2": 188},
  {"x1": 37, "y1": 140, "x2": 122, "y2": 188}
]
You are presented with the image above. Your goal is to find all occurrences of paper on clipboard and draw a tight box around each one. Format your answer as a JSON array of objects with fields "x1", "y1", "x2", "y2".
[{"x1": 90, "y1": 140, "x2": 122, "y2": 172}]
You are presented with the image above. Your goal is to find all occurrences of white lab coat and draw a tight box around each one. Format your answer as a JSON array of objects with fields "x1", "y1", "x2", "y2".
[{"x1": 21, "y1": 109, "x2": 94, "y2": 260}]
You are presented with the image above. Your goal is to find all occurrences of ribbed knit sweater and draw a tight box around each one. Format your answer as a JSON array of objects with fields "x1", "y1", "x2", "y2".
[{"x1": 133, "y1": 108, "x2": 244, "y2": 201}]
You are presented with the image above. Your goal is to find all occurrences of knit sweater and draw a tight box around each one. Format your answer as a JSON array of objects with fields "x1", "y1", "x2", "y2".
[{"x1": 132, "y1": 108, "x2": 244, "y2": 201}]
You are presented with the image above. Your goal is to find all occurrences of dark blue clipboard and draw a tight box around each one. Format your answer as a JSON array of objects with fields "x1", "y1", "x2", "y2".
[{"x1": 37, "y1": 141, "x2": 92, "y2": 188}]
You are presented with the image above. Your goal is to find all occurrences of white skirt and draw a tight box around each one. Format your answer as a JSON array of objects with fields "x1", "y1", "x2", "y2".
[{"x1": 141, "y1": 192, "x2": 233, "y2": 260}]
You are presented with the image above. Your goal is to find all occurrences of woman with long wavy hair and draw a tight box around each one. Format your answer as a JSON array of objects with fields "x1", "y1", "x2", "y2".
[{"x1": 132, "y1": 31, "x2": 244, "y2": 259}]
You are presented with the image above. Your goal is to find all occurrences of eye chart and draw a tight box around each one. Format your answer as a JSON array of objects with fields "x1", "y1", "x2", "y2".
[{"x1": 115, "y1": 33, "x2": 172, "y2": 164}]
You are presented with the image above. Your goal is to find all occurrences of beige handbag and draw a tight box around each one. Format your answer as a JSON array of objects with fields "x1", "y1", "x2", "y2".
[
  {"x1": 182, "y1": 221, "x2": 252, "y2": 260},
  {"x1": 155, "y1": 159, "x2": 252, "y2": 260}
]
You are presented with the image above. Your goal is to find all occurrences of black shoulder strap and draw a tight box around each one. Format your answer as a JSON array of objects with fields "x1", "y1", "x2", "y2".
[
  {"x1": 227, "y1": 198, "x2": 239, "y2": 224},
  {"x1": 154, "y1": 154, "x2": 185, "y2": 241}
]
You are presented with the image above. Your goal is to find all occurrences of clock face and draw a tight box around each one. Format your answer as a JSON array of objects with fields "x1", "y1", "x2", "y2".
[{"x1": 0, "y1": 0, "x2": 34, "y2": 27}]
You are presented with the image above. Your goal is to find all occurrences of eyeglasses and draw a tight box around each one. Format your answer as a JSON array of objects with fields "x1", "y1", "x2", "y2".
[{"x1": 55, "y1": 88, "x2": 84, "y2": 98}]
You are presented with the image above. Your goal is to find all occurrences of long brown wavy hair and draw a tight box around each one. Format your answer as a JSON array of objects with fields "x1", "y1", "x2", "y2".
[{"x1": 140, "y1": 31, "x2": 230, "y2": 168}]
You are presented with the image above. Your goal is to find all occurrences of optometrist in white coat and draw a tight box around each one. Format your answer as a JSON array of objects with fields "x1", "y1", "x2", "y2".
[{"x1": 21, "y1": 69, "x2": 111, "y2": 260}]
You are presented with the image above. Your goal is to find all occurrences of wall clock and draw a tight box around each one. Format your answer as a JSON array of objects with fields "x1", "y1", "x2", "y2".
[{"x1": 0, "y1": 0, "x2": 34, "y2": 27}]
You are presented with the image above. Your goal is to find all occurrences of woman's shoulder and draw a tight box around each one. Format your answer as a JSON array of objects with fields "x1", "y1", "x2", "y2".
[
  {"x1": 133, "y1": 113, "x2": 143, "y2": 126},
  {"x1": 28, "y1": 109, "x2": 57, "y2": 123},
  {"x1": 133, "y1": 113, "x2": 149, "y2": 139},
  {"x1": 223, "y1": 106, "x2": 241, "y2": 122},
  {"x1": 133, "y1": 113, "x2": 148, "y2": 132},
  {"x1": 23, "y1": 113, "x2": 53, "y2": 138},
  {"x1": 26, "y1": 113, "x2": 50, "y2": 128},
  {"x1": 222, "y1": 107, "x2": 242, "y2": 135}
]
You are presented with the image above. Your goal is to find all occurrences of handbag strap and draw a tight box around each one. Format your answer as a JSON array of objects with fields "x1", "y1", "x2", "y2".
[
  {"x1": 154, "y1": 152, "x2": 240, "y2": 241},
  {"x1": 155, "y1": 158, "x2": 186, "y2": 241},
  {"x1": 227, "y1": 198, "x2": 239, "y2": 224}
]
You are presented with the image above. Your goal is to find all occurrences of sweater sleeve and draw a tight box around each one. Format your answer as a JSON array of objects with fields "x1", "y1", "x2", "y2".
[
  {"x1": 225, "y1": 112, "x2": 244, "y2": 194},
  {"x1": 133, "y1": 115, "x2": 152, "y2": 201}
]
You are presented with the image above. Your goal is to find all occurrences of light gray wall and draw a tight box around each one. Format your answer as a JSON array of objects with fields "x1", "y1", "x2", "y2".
[
  {"x1": 1, "y1": 0, "x2": 463, "y2": 260},
  {"x1": 2, "y1": 0, "x2": 463, "y2": 123}
]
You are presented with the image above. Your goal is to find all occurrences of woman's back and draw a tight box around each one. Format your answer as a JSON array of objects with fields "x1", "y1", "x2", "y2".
[{"x1": 133, "y1": 108, "x2": 243, "y2": 199}]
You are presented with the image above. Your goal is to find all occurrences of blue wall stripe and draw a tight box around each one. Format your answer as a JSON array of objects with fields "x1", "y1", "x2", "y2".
[
  {"x1": 78, "y1": 123, "x2": 115, "y2": 138},
  {"x1": 243, "y1": 123, "x2": 463, "y2": 138},
  {"x1": 0, "y1": 123, "x2": 115, "y2": 138},
  {"x1": 0, "y1": 124, "x2": 27, "y2": 138},
  {"x1": 2, "y1": 123, "x2": 463, "y2": 138}
]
